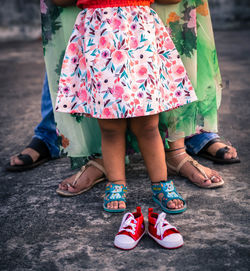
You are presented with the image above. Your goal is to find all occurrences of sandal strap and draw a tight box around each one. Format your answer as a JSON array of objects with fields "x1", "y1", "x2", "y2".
[
  {"x1": 72, "y1": 160, "x2": 106, "y2": 187},
  {"x1": 26, "y1": 137, "x2": 50, "y2": 158},
  {"x1": 201, "y1": 138, "x2": 221, "y2": 151},
  {"x1": 216, "y1": 146, "x2": 230, "y2": 159},
  {"x1": 87, "y1": 160, "x2": 107, "y2": 175},
  {"x1": 167, "y1": 154, "x2": 208, "y2": 180},
  {"x1": 104, "y1": 183, "x2": 127, "y2": 204},
  {"x1": 182, "y1": 156, "x2": 208, "y2": 179},
  {"x1": 151, "y1": 180, "x2": 184, "y2": 204},
  {"x1": 16, "y1": 153, "x2": 33, "y2": 165}
]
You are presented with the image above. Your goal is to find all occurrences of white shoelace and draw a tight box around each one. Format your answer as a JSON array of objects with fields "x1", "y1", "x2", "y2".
[
  {"x1": 119, "y1": 213, "x2": 137, "y2": 235},
  {"x1": 154, "y1": 213, "x2": 176, "y2": 238}
]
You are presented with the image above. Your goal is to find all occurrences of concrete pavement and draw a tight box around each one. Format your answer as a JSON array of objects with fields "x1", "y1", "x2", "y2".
[{"x1": 0, "y1": 31, "x2": 249, "y2": 271}]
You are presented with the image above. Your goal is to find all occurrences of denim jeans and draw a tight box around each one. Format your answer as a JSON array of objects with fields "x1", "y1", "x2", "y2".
[
  {"x1": 33, "y1": 73, "x2": 59, "y2": 158},
  {"x1": 185, "y1": 132, "x2": 220, "y2": 155}
]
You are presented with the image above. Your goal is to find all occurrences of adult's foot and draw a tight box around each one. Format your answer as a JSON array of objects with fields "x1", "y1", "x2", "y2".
[
  {"x1": 205, "y1": 141, "x2": 238, "y2": 161},
  {"x1": 10, "y1": 148, "x2": 40, "y2": 166},
  {"x1": 6, "y1": 138, "x2": 51, "y2": 172},
  {"x1": 57, "y1": 159, "x2": 106, "y2": 196},
  {"x1": 166, "y1": 150, "x2": 224, "y2": 188}
]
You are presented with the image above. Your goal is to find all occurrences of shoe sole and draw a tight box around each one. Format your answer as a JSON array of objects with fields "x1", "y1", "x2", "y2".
[
  {"x1": 114, "y1": 231, "x2": 145, "y2": 250},
  {"x1": 148, "y1": 231, "x2": 183, "y2": 249}
]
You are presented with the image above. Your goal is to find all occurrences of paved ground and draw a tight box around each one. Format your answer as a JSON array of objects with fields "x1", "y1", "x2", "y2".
[{"x1": 0, "y1": 31, "x2": 249, "y2": 271}]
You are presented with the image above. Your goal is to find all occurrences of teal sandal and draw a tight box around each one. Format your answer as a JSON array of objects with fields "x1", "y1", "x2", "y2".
[
  {"x1": 151, "y1": 180, "x2": 187, "y2": 214},
  {"x1": 103, "y1": 183, "x2": 127, "y2": 213}
]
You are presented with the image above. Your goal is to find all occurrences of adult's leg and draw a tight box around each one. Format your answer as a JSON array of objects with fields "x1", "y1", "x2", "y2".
[
  {"x1": 98, "y1": 118, "x2": 127, "y2": 211},
  {"x1": 129, "y1": 115, "x2": 183, "y2": 210},
  {"x1": 8, "y1": 73, "x2": 59, "y2": 171}
]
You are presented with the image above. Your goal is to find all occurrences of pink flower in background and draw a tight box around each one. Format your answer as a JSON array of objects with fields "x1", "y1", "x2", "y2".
[
  {"x1": 187, "y1": 9, "x2": 196, "y2": 28},
  {"x1": 40, "y1": 0, "x2": 48, "y2": 14}
]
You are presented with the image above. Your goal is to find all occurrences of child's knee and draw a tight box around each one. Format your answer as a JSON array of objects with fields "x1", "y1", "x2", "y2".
[{"x1": 132, "y1": 121, "x2": 159, "y2": 139}]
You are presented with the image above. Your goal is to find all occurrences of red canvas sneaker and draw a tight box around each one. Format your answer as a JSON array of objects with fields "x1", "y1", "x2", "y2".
[
  {"x1": 114, "y1": 206, "x2": 145, "y2": 250},
  {"x1": 148, "y1": 208, "x2": 183, "y2": 249}
]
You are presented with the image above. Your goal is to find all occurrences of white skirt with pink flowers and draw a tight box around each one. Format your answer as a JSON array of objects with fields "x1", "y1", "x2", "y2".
[{"x1": 55, "y1": 6, "x2": 197, "y2": 119}]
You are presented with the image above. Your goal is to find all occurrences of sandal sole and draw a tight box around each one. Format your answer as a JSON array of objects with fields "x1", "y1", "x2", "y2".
[
  {"x1": 152, "y1": 196, "x2": 187, "y2": 214},
  {"x1": 56, "y1": 177, "x2": 105, "y2": 197},
  {"x1": 5, "y1": 157, "x2": 51, "y2": 172}
]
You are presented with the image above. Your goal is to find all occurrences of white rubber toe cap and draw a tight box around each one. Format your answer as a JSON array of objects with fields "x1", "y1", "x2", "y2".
[
  {"x1": 114, "y1": 235, "x2": 136, "y2": 250},
  {"x1": 161, "y1": 233, "x2": 183, "y2": 249}
]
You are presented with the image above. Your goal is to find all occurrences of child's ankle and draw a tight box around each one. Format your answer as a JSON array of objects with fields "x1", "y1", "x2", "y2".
[
  {"x1": 151, "y1": 180, "x2": 167, "y2": 185},
  {"x1": 108, "y1": 180, "x2": 126, "y2": 186}
]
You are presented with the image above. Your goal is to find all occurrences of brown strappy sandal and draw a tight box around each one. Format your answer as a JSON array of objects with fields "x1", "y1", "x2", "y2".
[
  {"x1": 166, "y1": 148, "x2": 224, "y2": 189},
  {"x1": 56, "y1": 160, "x2": 106, "y2": 196}
]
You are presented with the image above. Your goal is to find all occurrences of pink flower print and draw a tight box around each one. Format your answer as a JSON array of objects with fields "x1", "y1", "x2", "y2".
[
  {"x1": 97, "y1": 81, "x2": 101, "y2": 89},
  {"x1": 101, "y1": 50, "x2": 110, "y2": 59},
  {"x1": 78, "y1": 89, "x2": 87, "y2": 102},
  {"x1": 112, "y1": 103, "x2": 118, "y2": 111},
  {"x1": 172, "y1": 65, "x2": 185, "y2": 78},
  {"x1": 164, "y1": 94, "x2": 169, "y2": 101},
  {"x1": 130, "y1": 23, "x2": 137, "y2": 31},
  {"x1": 63, "y1": 86, "x2": 70, "y2": 94},
  {"x1": 112, "y1": 18, "x2": 122, "y2": 30},
  {"x1": 58, "y1": 97, "x2": 72, "y2": 111},
  {"x1": 172, "y1": 97, "x2": 178, "y2": 104},
  {"x1": 112, "y1": 50, "x2": 126, "y2": 66},
  {"x1": 169, "y1": 83, "x2": 177, "y2": 92},
  {"x1": 112, "y1": 85, "x2": 124, "y2": 99},
  {"x1": 175, "y1": 90, "x2": 182, "y2": 97},
  {"x1": 134, "y1": 99, "x2": 140, "y2": 105},
  {"x1": 164, "y1": 38, "x2": 175, "y2": 50},
  {"x1": 76, "y1": 22, "x2": 86, "y2": 35},
  {"x1": 136, "y1": 65, "x2": 148, "y2": 79},
  {"x1": 131, "y1": 84, "x2": 139, "y2": 92},
  {"x1": 123, "y1": 93, "x2": 130, "y2": 102},
  {"x1": 137, "y1": 92, "x2": 143, "y2": 98},
  {"x1": 103, "y1": 108, "x2": 114, "y2": 118},
  {"x1": 79, "y1": 57, "x2": 87, "y2": 70},
  {"x1": 135, "y1": 106, "x2": 144, "y2": 117},
  {"x1": 68, "y1": 43, "x2": 78, "y2": 57},
  {"x1": 99, "y1": 37, "x2": 108, "y2": 49},
  {"x1": 71, "y1": 56, "x2": 78, "y2": 64},
  {"x1": 130, "y1": 37, "x2": 139, "y2": 49},
  {"x1": 187, "y1": 9, "x2": 196, "y2": 29},
  {"x1": 40, "y1": 0, "x2": 48, "y2": 14}
]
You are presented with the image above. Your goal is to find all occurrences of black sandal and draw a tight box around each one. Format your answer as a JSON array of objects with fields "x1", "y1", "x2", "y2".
[
  {"x1": 5, "y1": 138, "x2": 52, "y2": 172},
  {"x1": 196, "y1": 138, "x2": 240, "y2": 164}
]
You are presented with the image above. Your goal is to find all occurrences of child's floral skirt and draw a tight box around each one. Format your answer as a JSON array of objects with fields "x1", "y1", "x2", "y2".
[{"x1": 55, "y1": 6, "x2": 197, "y2": 119}]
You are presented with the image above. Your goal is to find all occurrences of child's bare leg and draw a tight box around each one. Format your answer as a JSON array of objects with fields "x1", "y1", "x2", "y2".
[
  {"x1": 129, "y1": 114, "x2": 183, "y2": 210},
  {"x1": 98, "y1": 118, "x2": 127, "y2": 210}
]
